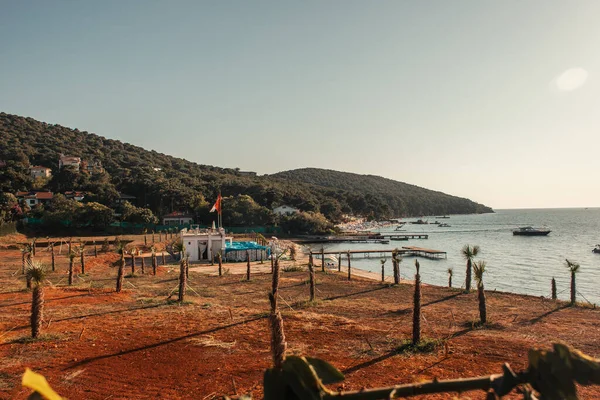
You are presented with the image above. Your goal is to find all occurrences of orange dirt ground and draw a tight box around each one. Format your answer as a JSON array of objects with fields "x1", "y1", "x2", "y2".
[{"x1": 1, "y1": 239, "x2": 600, "y2": 399}]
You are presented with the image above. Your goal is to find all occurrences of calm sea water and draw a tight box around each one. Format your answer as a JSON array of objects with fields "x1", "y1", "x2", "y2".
[{"x1": 309, "y1": 208, "x2": 600, "y2": 304}]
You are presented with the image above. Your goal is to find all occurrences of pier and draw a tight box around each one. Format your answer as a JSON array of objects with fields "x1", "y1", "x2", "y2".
[
  {"x1": 313, "y1": 246, "x2": 446, "y2": 260},
  {"x1": 296, "y1": 233, "x2": 428, "y2": 244}
]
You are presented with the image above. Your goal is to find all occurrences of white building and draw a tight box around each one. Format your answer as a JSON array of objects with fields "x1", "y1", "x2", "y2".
[
  {"x1": 273, "y1": 205, "x2": 300, "y2": 216},
  {"x1": 30, "y1": 166, "x2": 52, "y2": 179},
  {"x1": 162, "y1": 211, "x2": 194, "y2": 226},
  {"x1": 181, "y1": 226, "x2": 233, "y2": 262}
]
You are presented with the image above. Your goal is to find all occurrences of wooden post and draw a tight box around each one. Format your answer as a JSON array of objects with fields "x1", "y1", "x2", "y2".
[
  {"x1": 141, "y1": 255, "x2": 145, "y2": 274},
  {"x1": 246, "y1": 250, "x2": 251, "y2": 281},
  {"x1": 218, "y1": 252, "x2": 223, "y2": 276},
  {"x1": 551, "y1": 277, "x2": 557, "y2": 300},
  {"x1": 338, "y1": 252, "x2": 341, "y2": 272},
  {"x1": 80, "y1": 248, "x2": 85, "y2": 274},
  {"x1": 144, "y1": 235, "x2": 147, "y2": 246},
  {"x1": 159, "y1": 231, "x2": 162, "y2": 242},
  {"x1": 347, "y1": 251, "x2": 351, "y2": 281},
  {"x1": 381, "y1": 260, "x2": 385, "y2": 282},
  {"x1": 94, "y1": 241, "x2": 97, "y2": 257},
  {"x1": 321, "y1": 247, "x2": 325, "y2": 272},
  {"x1": 270, "y1": 252, "x2": 274, "y2": 274},
  {"x1": 31, "y1": 238, "x2": 36, "y2": 256},
  {"x1": 152, "y1": 253, "x2": 157, "y2": 275},
  {"x1": 178, "y1": 258, "x2": 187, "y2": 303},
  {"x1": 131, "y1": 253, "x2": 136, "y2": 274},
  {"x1": 162, "y1": 252, "x2": 166, "y2": 265},
  {"x1": 51, "y1": 244, "x2": 55, "y2": 272}
]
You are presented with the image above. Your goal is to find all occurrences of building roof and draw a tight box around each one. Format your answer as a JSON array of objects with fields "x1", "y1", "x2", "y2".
[
  {"x1": 16, "y1": 191, "x2": 54, "y2": 200},
  {"x1": 163, "y1": 211, "x2": 194, "y2": 218}
]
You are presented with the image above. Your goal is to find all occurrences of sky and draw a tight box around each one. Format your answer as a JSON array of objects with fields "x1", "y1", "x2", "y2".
[{"x1": 1, "y1": 1, "x2": 599, "y2": 209}]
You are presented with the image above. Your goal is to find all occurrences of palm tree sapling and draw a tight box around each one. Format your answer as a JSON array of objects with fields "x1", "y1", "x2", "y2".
[
  {"x1": 565, "y1": 259, "x2": 580, "y2": 305},
  {"x1": 462, "y1": 244, "x2": 480, "y2": 292},
  {"x1": 473, "y1": 260, "x2": 487, "y2": 324},
  {"x1": 26, "y1": 261, "x2": 46, "y2": 338}
]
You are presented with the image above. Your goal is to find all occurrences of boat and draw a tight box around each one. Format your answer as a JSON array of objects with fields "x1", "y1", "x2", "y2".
[
  {"x1": 512, "y1": 227, "x2": 551, "y2": 236},
  {"x1": 438, "y1": 223, "x2": 451, "y2": 227},
  {"x1": 593, "y1": 245, "x2": 600, "y2": 254},
  {"x1": 410, "y1": 219, "x2": 428, "y2": 225}
]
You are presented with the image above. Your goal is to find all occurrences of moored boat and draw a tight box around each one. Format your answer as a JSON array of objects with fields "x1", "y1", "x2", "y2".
[
  {"x1": 593, "y1": 245, "x2": 600, "y2": 254},
  {"x1": 410, "y1": 219, "x2": 428, "y2": 225},
  {"x1": 513, "y1": 226, "x2": 551, "y2": 236}
]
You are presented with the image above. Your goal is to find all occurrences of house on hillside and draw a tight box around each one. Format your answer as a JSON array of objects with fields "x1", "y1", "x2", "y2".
[
  {"x1": 273, "y1": 205, "x2": 299, "y2": 216},
  {"x1": 64, "y1": 191, "x2": 86, "y2": 202},
  {"x1": 238, "y1": 171, "x2": 257, "y2": 177},
  {"x1": 162, "y1": 211, "x2": 194, "y2": 226},
  {"x1": 115, "y1": 193, "x2": 137, "y2": 205},
  {"x1": 58, "y1": 154, "x2": 81, "y2": 171},
  {"x1": 81, "y1": 160, "x2": 104, "y2": 174},
  {"x1": 16, "y1": 191, "x2": 54, "y2": 207},
  {"x1": 30, "y1": 166, "x2": 52, "y2": 179}
]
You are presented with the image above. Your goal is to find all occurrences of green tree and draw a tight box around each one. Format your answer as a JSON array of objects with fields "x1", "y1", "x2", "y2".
[
  {"x1": 565, "y1": 259, "x2": 580, "y2": 305},
  {"x1": 75, "y1": 202, "x2": 114, "y2": 228}
]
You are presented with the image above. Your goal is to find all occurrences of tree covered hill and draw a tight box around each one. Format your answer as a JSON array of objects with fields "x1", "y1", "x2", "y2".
[
  {"x1": 0, "y1": 112, "x2": 491, "y2": 230},
  {"x1": 270, "y1": 168, "x2": 493, "y2": 217}
]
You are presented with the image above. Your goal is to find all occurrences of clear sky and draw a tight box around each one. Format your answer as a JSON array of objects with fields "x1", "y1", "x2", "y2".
[{"x1": 1, "y1": 1, "x2": 599, "y2": 209}]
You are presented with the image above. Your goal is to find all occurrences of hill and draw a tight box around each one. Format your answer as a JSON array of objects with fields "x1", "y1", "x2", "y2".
[
  {"x1": 271, "y1": 168, "x2": 493, "y2": 217},
  {"x1": 0, "y1": 112, "x2": 491, "y2": 232}
]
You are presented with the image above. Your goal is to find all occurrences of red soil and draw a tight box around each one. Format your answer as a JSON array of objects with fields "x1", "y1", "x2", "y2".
[{"x1": 1, "y1": 246, "x2": 599, "y2": 399}]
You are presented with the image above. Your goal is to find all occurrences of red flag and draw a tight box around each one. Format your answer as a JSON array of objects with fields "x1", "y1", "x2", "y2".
[{"x1": 210, "y1": 193, "x2": 222, "y2": 214}]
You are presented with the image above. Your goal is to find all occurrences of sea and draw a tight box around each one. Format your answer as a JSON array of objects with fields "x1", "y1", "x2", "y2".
[{"x1": 308, "y1": 208, "x2": 600, "y2": 305}]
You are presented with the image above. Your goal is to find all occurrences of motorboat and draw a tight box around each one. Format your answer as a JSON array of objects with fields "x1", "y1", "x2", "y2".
[
  {"x1": 438, "y1": 223, "x2": 451, "y2": 227},
  {"x1": 512, "y1": 226, "x2": 551, "y2": 236},
  {"x1": 593, "y1": 245, "x2": 600, "y2": 254},
  {"x1": 410, "y1": 219, "x2": 428, "y2": 225}
]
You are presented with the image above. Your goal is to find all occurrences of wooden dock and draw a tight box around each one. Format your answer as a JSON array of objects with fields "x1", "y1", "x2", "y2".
[{"x1": 314, "y1": 246, "x2": 446, "y2": 260}]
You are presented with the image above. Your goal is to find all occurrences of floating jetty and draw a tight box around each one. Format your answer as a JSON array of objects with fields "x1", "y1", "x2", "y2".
[{"x1": 313, "y1": 246, "x2": 446, "y2": 260}]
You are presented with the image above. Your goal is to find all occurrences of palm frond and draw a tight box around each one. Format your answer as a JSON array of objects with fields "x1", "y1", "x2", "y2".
[
  {"x1": 380, "y1": 259, "x2": 386, "y2": 265},
  {"x1": 565, "y1": 259, "x2": 581, "y2": 273},
  {"x1": 473, "y1": 260, "x2": 486, "y2": 284},
  {"x1": 26, "y1": 260, "x2": 46, "y2": 284}
]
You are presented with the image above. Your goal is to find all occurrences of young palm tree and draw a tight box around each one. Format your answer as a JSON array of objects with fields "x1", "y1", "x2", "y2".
[
  {"x1": 50, "y1": 243, "x2": 55, "y2": 272},
  {"x1": 246, "y1": 250, "x2": 251, "y2": 280},
  {"x1": 565, "y1": 259, "x2": 580, "y2": 305},
  {"x1": 68, "y1": 251, "x2": 76, "y2": 286},
  {"x1": 116, "y1": 242, "x2": 125, "y2": 293},
  {"x1": 217, "y1": 251, "x2": 223, "y2": 276},
  {"x1": 21, "y1": 243, "x2": 32, "y2": 274},
  {"x1": 447, "y1": 268, "x2": 453, "y2": 288},
  {"x1": 380, "y1": 259, "x2": 386, "y2": 282},
  {"x1": 178, "y1": 256, "x2": 187, "y2": 303},
  {"x1": 412, "y1": 260, "x2": 421, "y2": 345},
  {"x1": 551, "y1": 277, "x2": 557, "y2": 300},
  {"x1": 462, "y1": 244, "x2": 480, "y2": 293},
  {"x1": 473, "y1": 260, "x2": 487, "y2": 324},
  {"x1": 79, "y1": 244, "x2": 86, "y2": 275},
  {"x1": 308, "y1": 253, "x2": 316, "y2": 301},
  {"x1": 26, "y1": 261, "x2": 46, "y2": 338}
]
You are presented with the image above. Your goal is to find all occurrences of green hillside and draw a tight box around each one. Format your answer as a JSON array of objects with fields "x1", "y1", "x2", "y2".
[
  {"x1": 270, "y1": 168, "x2": 493, "y2": 217},
  {"x1": 0, "y1": 112, "x2": 491, "y2": 232}
]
